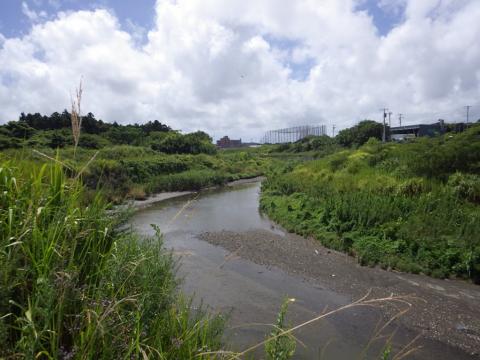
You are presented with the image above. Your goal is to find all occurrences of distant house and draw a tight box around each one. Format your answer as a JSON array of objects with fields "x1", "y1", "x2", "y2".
[
  {"x1": 216, "y1": 136, "x2": 242, "y2": 148},
  {"x1": 390, "y1": 120, "x2": 447, "y2": 141}
]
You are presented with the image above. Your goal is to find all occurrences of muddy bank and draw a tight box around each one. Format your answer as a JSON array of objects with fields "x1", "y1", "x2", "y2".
[
  {"x1": 199, "y1": 229, "x2": 480, "y2": 356},
  {"x1": 128, "y1": 176, "x2": 265, "y2": 209}
]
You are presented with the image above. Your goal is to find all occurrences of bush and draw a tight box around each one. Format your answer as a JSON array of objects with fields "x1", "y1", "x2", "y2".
[
  {"x1": 353, "y1": 236, "x2": 394, "y2": 267},
  {"x1": 336, "y1": 120, "x2": 384, "y2": 147},
  {"x1": 448, "y1": 172, "x2": 480, "y2": 203},
  {"x1": 147, "y1": 169, "x2": 228, "y2": 192},
  {"x1": 151, "y1": 131, "x2": 217, "y2": 155},
  {"x1": 78, "y1": 133, "x2": 110, "y2": 149},
  {"x1": 0, "y1": 134, "x2": 20, "y2": 150}
]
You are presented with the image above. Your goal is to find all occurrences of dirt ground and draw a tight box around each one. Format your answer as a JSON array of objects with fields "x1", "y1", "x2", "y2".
[{"x1": 199, "y1": 228, "x2": 480, "y2": 357}]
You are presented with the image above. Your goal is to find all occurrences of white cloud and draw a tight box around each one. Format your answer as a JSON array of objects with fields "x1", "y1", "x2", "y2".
[
  {"x1": 22, "y1": 1, "x2": 48, "y2": 22},
  {"x1": 1, "y1": 0, "x2": 480, "y2": 140}
]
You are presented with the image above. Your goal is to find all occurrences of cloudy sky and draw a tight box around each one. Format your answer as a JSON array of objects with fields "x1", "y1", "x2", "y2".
[{"x1": 0, "y1": 0, "x2": 479, "y2": 140}]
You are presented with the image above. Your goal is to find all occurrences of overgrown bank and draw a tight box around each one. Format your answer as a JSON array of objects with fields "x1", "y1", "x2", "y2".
[
  {"x1": 0, "y1": 160, "x2": 224, "y2": 358},
  {"x1": 1, "y1": 146, "x2": 268, "y2": 203},
  {"x1": 261, "y1": 125, "x2": 480, "y2": 282},
  {"x1": 0, "y1": 110, "x2": 270, "y2": 203}
]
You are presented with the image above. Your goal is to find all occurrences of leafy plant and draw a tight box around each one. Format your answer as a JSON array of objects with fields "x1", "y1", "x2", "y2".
[{"x1": 265, "y1": 298, "x2": 296, "y2": 360}]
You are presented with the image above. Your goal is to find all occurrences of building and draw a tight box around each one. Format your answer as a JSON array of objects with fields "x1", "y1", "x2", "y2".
[
  {"x1": 216, "y1": 136, "x2": 242, "y2": 148},
  {"x1": 390, "y1": 120, "x2": 447, "y2": 141}
]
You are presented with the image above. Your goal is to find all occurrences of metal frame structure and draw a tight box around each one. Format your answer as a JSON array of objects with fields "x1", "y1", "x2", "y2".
[{"x1": 260, "y1": 125, "x2": 327, "y2": 144}]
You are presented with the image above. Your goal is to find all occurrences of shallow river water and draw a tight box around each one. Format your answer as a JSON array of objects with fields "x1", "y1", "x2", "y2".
[{"x1": 129, "y1": 182, "x2": 477, "y2": 359}]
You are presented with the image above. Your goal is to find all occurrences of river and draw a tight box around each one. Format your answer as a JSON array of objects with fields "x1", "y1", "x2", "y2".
[{"x1": 129, "y1": 181, "x2": 479, "y2": 359}]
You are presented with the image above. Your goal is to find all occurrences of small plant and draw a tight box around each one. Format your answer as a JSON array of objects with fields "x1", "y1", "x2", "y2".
[
  {"x1": 381, "y1": 344, "x2": 392, "y2": 360},
  {"x1": 265, "y1": 298, "x2": 296, "y2": 360}
]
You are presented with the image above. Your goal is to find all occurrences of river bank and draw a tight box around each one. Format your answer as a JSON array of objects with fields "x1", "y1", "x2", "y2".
[
  {"x1": 130, "y1": 181, "x2": 480, "y2": 359},
  {"x1": 129, "y1": 176, "x2": 265, "y2": 209},
  {"x1": 199, "y1": 229, "x2": 480, "y2": 356}
]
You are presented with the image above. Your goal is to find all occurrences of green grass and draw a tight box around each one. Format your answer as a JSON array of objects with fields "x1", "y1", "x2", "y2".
[
  {"x1": 261, "y1": 127, "x2": 480, "y2": 282},
  {"x1": 1, "y1": 145, "x2": 269, "y2": 203},
  {"x1": 0, "y1": 159, "x2": 224, "y2": 358}
]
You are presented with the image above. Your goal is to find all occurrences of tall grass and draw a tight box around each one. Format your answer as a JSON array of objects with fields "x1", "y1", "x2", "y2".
[
  {"x1": 70, "y1": 80, "x2": 83, "y2": 157},
  {"x1": 0, "y1": 159, "x2": 224, "y2": 358},
  {"x1": 11, "y1": 146, "x2": 268, "y2": 202},
  {"x1": 261, "y1": 127, "x2": 480, "y2": 282}
]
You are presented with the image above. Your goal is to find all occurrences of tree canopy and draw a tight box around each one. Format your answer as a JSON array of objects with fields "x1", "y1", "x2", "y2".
[
  {"x1": 0, "y1": 111, "x2": 217, "y2": 155},
  {"x1": 335, "y1": 120, "x2": 385, "y2": 147}
]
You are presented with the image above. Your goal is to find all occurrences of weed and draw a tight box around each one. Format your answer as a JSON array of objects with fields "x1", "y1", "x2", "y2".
[{"x1": 0, "y1": 159, "x2": 224, "y2": 358}]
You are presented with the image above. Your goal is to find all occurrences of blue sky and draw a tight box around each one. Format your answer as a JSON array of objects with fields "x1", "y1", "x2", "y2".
[
  {"x1": 0, "y1": 0, "x2": 401, "y2": 39},
  {"x1": 357, "y1": 0, "x2": 404, "y2": 35},
  {"x1": 0, "y1": 0, "x2": 156, "y2": 38}
]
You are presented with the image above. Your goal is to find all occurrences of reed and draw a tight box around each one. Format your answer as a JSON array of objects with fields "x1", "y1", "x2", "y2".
[{"x1": 70, "y1": 80, "x2": 83, "y2": 157}]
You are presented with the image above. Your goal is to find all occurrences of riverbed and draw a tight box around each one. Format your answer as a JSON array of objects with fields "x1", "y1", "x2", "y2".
[{"x1": 129, "y1": 181, "x2": 480, "y2": 359}]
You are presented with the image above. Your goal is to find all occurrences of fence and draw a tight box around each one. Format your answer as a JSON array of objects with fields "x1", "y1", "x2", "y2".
[{"x1": 260, "y1": 125, "x2": 326, "y2": 144}]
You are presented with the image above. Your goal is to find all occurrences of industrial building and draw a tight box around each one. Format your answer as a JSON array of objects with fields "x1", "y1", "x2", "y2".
[
  {"x1": 389, "y1": 120, "x2": 472, "y2": 141},
  {"x1": 216, "y1": 136, "x2": 242, "y2": 148},
  {"x1": 390, "y1": 120, "x2": 447, "y2": 141}
]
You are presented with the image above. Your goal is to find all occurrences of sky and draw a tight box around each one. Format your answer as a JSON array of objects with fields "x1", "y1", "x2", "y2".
[{"x1": 0, "y1": 0, "x2": 479, "y2": 140}]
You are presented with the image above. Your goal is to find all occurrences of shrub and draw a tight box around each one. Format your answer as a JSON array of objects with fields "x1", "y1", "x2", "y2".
[
  {"x1": 147, "y1": 169, "x2": 228, "y2": 192},
  {"x1": 353, "y1": 236, "x2": 393, "y2": 267},
  {"x1": 447, "y1": 172, "x2": 480, "y2": 203}
]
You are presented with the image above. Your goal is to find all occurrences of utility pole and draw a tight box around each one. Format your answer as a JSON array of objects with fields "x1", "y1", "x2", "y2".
[
  {"x1": 465, "y1": 106, "x2": 471, "y2": 124},
  {"x1": 380, "y1": 108, "x2": 388, "y2": 142},
  {"x1": 388, "y1": 112, "x2": 392, "y2": 127},
  {"x1": 332, "y1": 124, "x2": 336, "y2": 137},
  {"x1": 398, "y1": 113, "x2": 403, "y2": 127}
]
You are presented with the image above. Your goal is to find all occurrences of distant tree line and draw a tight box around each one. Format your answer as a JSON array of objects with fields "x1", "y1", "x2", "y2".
[
  {"x1": 0, "y1": 111, "x2": 216, "y2": 154},
  {"x1": 274, "y1": 119, "x2": 479, "y2": 154}
]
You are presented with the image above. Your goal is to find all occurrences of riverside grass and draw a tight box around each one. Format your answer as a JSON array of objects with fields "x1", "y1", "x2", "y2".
[
  {"x1": 1, "y1": 145, "x2": 268, "y2": 203},
  {"x1": 261, "y1": 126, "x2": 480, "y2": 282},
  {"x1": 0, "y1": 159, "x2": 224, "y2": 359}
]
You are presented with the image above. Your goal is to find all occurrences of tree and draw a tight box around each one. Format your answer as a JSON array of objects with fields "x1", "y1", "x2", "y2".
[
  {"x1": 141, "y1": 120, "x2": 171, "y2": 134},
  {"x1": 336, "y1": 120, "x2": 384, "y2": 147},
  {"x1": 151, "y1": 131, "x2": 216, "y2": 154},
  {"x1": 5, "y1": 121, "x2": 35, "y2": 138},
  {"x1": 49, "y1": 131, "x2": 69, "y2": 148}
]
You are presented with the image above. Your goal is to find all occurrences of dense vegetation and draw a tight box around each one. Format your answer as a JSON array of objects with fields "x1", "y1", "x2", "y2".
[
  {"x1": 0, "y1": 111, "x2": 268, "y2": 202},
  {"x1": 0, "y1": 159, "x2": 225, "y2": 358},
  {"x1": 271, "y1": 121, "x2": 384, "y2": 153},
  {"x1": 2, "y1": 146, "x2": 266, "y2": 203},
  {"x1": 0, "y1": 111, "x2": 294, "y2": 358},
  {"x1": 335, "y1": 120, "x2": 385, "y2": 147},
  {"x1": 0, "y1": 111, "x2": 216, "y2": 155},
  {"x1": 261, "y1": 125, "x2": 480, "y2": 282}
]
